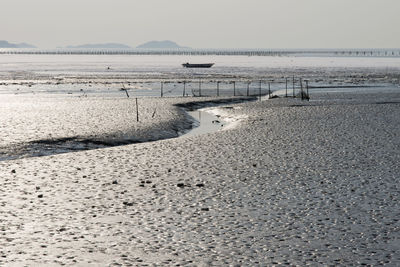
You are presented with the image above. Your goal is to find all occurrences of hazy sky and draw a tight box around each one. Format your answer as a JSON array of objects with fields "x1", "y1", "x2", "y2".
[{"x1": 2, "y1": 0, "x2": 400, "y2": 49}]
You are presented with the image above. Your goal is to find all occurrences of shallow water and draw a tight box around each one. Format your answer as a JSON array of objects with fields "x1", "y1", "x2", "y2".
[
  {"x1": 1, "y1": 53, "x2": 400, "y2": 98},
  {"x1": 183, "y1": 109, "x2": 225, "y2": 137}
]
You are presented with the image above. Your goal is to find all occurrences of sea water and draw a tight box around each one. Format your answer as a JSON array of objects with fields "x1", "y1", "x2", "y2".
[{"x1": 1, "y1": 51, "x2": 400, "y2": 97}]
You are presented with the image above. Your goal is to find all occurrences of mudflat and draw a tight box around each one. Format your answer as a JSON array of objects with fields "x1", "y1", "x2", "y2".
[{"x1": 1, "y1": 91, "x2": 399, "y2": 266}]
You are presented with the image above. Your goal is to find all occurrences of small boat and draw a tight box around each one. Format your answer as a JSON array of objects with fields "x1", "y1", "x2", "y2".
[{"x1": 182, "y1": 62, "x2": 214, "y2": 68}]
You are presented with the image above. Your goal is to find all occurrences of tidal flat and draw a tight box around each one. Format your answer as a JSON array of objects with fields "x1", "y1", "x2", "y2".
[{"x1": 1, "y1": 90, "x2": 399, "y2": 266}]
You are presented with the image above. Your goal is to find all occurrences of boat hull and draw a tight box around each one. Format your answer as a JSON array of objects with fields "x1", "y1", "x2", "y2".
[{"x1": 182, "y1": 63, "x2": 214, "y2": 68}]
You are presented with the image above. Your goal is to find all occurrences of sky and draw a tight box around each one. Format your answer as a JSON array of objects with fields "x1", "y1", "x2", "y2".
[{"x1": 2, "y1": 0, "x2": 400, "y2": 49}]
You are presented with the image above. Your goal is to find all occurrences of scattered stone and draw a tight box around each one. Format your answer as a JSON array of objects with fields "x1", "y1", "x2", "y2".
[
  {"x1": 177, "y1": 183, "x2": 185, "y2": 188},
  {"x1": 123, "y1": 201, "x2": 134, "y2": 206},
  {"x1": 168, "y1": 168, "x2": 172, "y2": 173},
  {"x1": 201, "y1": 207, "x2": 210, "y2": 211},
  {"x1": 196, "y1": 183, "x2": 205, "y2": 187},
  {"x1": 37, "y1": 194, "x2": 43, "y2": 198},
  {"x1": 11, "y1": 169, "x2": 16, "y2": 174},
  {"x1": 145, "y1": 180, "x2": 152, "y2": 184},
  {"x1": 112, "y1": 180, "x2": 118, "y2": 185}
]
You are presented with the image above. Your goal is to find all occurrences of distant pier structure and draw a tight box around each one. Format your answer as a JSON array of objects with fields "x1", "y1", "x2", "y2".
[{"x1": 0, "y1": 49, "x2": 399, "y2": 57}]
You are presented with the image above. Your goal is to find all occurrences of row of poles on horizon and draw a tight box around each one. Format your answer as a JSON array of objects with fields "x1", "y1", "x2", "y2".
[{"x1": 2, "y1": 50, "x2": 400, "y2": 57}]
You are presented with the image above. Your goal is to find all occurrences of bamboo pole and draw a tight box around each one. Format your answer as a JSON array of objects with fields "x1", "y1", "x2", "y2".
[
  {"x1": 306, "y1": 80, "x2": 309, "y2": 100},
  {"x1": 285, "y1": 78, "x2": 288, "y2": 97},
  {"x1": 136, "y1": 98, "x2": 139, "y2": 122},
  {"x1": 300, "y1": 78, "x2": 303, "y2": 100},
  {"x1": 292, "y1": 76, "x2": 295, "y2": 97},
  {"x1": 268, "y1": 82, "x2": 271, "y2": 98},
  {"x1": 122, "y1": 84, "x2": 129, "y2": 98},
  {"x1": 123, "y1": 89, "x2": 129, "y2": 98},
  {"x1": 199, "y1": 78, "x2": 202, "y2": 97}
]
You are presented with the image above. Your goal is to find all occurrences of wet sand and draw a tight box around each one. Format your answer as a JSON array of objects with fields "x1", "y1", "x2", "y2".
[
  {"x1": 0, "y1": 92, "x2": 399, "y2": 266},
  {"x1": 0, "y1": 95, "x2": 255, "y2": 161}
]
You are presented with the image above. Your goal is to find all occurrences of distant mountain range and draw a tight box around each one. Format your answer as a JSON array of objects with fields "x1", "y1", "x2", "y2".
[
  {"x1": 65, "y1": 40, "x2": 188, "y2": 49},
  {"x1": 0, "y1": 40, "x2": 36, "y2": 48},
  {"x1": 136, "y1": 40, "x2": 188, "y2": 49},
  {"x1": 0, "y1": 40, "x2": 188, "y2": 49},
  {"x1": 66, "y1": 43, "x2": 132, "y2": 49}
]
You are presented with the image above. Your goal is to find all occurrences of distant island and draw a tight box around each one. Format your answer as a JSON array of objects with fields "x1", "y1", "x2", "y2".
[
  {"x1": 66, "y1": 43, "x2": 132, "y2": 49},
  {"x1": 0, "y1": 40, "x2": 36, "y2": 48},
  {"x1": 137, "y1": 40, "x2": 188, "y2": 49}
]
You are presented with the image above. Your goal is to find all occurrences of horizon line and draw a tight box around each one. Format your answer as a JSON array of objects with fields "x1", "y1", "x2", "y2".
[{"x1": 1, "y1": 47, "x2": 400, "y2": 50}]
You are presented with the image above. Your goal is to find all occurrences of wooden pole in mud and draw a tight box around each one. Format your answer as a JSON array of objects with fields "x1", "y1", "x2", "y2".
[
  {"x1": 306, "y1": 80, "x2": 309, "y2": 99},
  {"x1": 259, "y1": 80, "x2": 262, "y2": 100},
  {"x1": 247, "y1": 81, "x2": 250, "y2": 96},
  {"x1": 300, "y1": 78, "x2": 303, "y2": 100},
  {"x1": 292, "y1": 76, "x2": 295, "y2": 97},
  {"x1": 198, "y1": 78, "x2": 202, "y2": 97},
  {"x1": 122, "y1": 84, "x2": 129, "y2": 98},
  {"x1": 217, "y1": 81, "x2": 220, "y2": 97},
  {"x1": 135, "y1": 98, "x2": 139, "y2": 122},
  {"x1": 285, "y1": 78, "x2": 288, "y2": 97},
  {"x1": 233, "y1": 81, "x2": 236, "y2": 96},
  {"x1": 161, "y1": 82, "x2": 163, "y2": 97},
  {"x1": 183, "y1": 81, "x2": 186, "y2": 97},
  {"x1": 268, "y1": 82, "x2": 271, "y2": 98}
]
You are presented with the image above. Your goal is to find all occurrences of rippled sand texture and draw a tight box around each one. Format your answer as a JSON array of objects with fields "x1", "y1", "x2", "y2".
[{"x1": 1, "y1": 92, "x2": 399, "y2": 266}]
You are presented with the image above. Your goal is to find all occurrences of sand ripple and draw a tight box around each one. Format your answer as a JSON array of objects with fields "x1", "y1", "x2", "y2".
[{"x1": 0, "y1": 92, "x2": 399, "y2": 266}]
